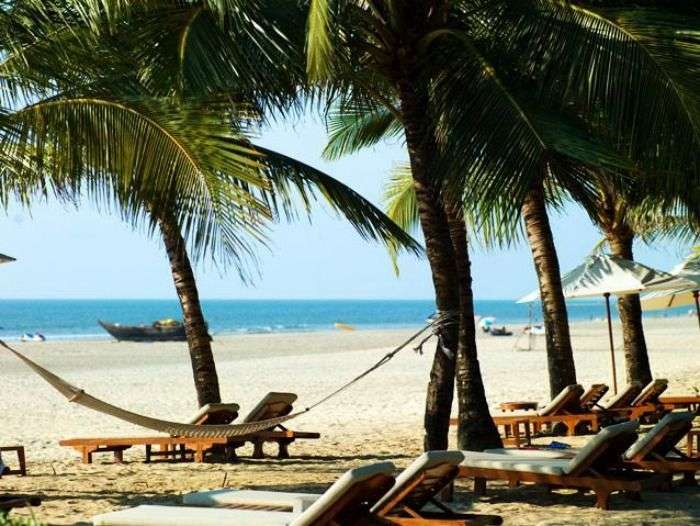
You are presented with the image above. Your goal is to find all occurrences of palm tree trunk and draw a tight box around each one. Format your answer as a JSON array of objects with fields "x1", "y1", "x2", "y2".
[
  {"x1": 521, "y1": 181, "x2": 577, "y2": 398},
  {"x1": 396, "y1": 77, "x2": 499, "y2": 450},
  {"x1": 446, "y1": 206, "x2": 502, "y2": 450},
  {"x1": 158, "y1": 212, "x2": 222, "y2": 408},
  {"x1": 605, "y1": 228, "x2": 652, "y2": 385}
]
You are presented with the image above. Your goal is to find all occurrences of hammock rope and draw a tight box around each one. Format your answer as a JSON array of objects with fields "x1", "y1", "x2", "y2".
[{"x1": 0, "y1": 311, "x2": 457, "y2": 438}]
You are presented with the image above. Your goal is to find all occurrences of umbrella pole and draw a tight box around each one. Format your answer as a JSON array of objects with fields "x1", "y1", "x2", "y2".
[
  {"x1": 694, "y1": 291, "x2": 700, "y2": 331},
  {"x1": 604, "y1": 293, "x2": 618, "y2": 394}
]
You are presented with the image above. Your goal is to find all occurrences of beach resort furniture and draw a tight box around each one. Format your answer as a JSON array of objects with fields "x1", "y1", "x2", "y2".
[
  {"x1": 595, "y1": 381, "x2": 643, "y2": 411},
  {"x1": 688, "y1": 429, "x2": 700, "y2": 458},
  {"x1": 92, "y1": 462, "x2": 397, "y2": 525},
  {"x1": 604, "y1": 379, "x2": 669, "y2": 422},
  {"x1": 60, "y1": 435, "x2": 231, "y2": 464},
  {"x1": 622, "y1": 412, "x2": 698, "y2": 485},
  {"x1": 659, "y1": 394, "x2": 700, "y2": 413},
  {"x1": 187, "y1": 402, "x2": 240, "y2": 425},
  {"x1": 489, "y1": 385, "x2": 602, "y2": 446},
  {"x1": 579, "y1": 384, "x2": 609, "y2": 411},
  {"x1": 184, "y1": 451, "x2": 504, "y2": 525},
  {"x1": 0, "y1": 495, "x2": 41, "y2": 517},
  {"x1": 229, "y1": 392, "x2": 320, "y2": 459},
  {"x1": 0, "y1": 446, "x2": 27, "y2": 477},
  {"x1": 459, "y1": 421, "x2": 664, "y2": 509}
]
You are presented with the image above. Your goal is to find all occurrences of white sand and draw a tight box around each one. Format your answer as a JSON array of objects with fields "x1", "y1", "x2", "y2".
[{"x1": 1, "y1": 317, "x2": 699, "y2": 525}]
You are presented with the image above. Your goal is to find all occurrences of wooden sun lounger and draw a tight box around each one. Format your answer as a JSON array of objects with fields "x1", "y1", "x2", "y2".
[
  {"x1": 658, "y1": 395, "x2": 700, "y2": 413},
  {"x1": 459, "y1": 422, "x2": 665, "y2": 509},
  {"x1": 228, "y1": 392, "x2": 320, "y2": 458},
  {"x1": 622, "y1": 412, "x2": 698, "y2": 486},
  {"x1": 602, "y1": 379, "x2": 670, "y2": 423},
  {"x1": 59, "y1": 436, "x2": 230, "y2": 464},
  {"x1": 184, "y1": 451, "x2": 503, "y2": 525},
  {"x1": 0, "y1": 446, "x2": 27, "y2": 477}
]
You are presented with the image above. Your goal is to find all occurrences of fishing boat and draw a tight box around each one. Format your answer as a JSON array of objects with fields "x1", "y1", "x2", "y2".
[{"x1": 98, "y1": 319, "x2": 187, "y2": 342}]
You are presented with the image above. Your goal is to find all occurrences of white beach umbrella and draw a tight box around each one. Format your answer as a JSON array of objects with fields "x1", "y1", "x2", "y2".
[
  {"x1": 518, "y1": 254, "x2": 691, "y2": 393},
  {"x1": 641, "y1": 253, "x2": 700, "y2": 329}
]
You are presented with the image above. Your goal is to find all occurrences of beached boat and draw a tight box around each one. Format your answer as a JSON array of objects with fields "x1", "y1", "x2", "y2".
[{"x1": 98, "y1": 319, "x2": 187, "y2": 342}]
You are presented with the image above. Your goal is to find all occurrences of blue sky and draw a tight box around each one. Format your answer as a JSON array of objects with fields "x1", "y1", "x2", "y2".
[{"x1": 0, "y1": 114, "x2": 692, "y2": 300}]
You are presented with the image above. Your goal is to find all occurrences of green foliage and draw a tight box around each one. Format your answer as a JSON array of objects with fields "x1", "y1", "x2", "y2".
[{"x1": 0, "y1": 515, "x2": 44, "y2": 526}]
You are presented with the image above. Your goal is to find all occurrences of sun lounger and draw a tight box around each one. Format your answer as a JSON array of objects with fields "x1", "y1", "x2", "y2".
[
  {"x1": 579, "y1": 384, "x2": 609, "y2": 412},
  {"x1": 459, "y1": 421, "x2": 664, "y2": 509},
  {"x1": 186, "y1": 403, "x2": 240, "y2": 425},
  {"x1": 604, "y1": 379, "x2": 669, "y2": 422},
  {"x1": 596, "y1": 382, "x2": 644, "y2": 411},
  {"x1": 184, "y1": 451, "x2": 503, "y2": 525},
  {"x1": 92, "y1": 462, "x2": 396, "y2": 525},
  {"x1": 623, "y1": 412, "x2": 698, "y2": 485},
  {"x1": 0, "y1": 446, "x2": 27, "y2": 476},
  {"x1": 60, "y1": 435, "x2": 230, "y2": 464},
  {"x1": 229, "y1": 392, "x2": 320, "y2": 459},
  {"x1": 490, "y1": 385, "x2": 602, "y2": 446}
]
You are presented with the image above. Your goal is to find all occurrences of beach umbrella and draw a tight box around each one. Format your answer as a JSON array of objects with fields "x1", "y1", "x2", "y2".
[
  {"x1": 0, "y1": 253, "x2": 15, "y2": 264},
  {"x1": 641, "y1": 253, "x2": 700, "y2": 329},
  {"x1": 518, "y1": 254, "x2": 690, "y2": 394}
]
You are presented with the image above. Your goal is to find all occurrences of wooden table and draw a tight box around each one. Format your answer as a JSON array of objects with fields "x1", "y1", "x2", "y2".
[
  {"x1": 659, "y1": 395, "x2": 700, "y2": 413},
  {"x1": 688, "y1": 429, "x2": 700, "y2": 458},
  {"x1": 0, "y1": 446, "x2": 27, "y2": 476},
  {"x1": 499, "y1": 401, "x2": 538, "y2": 412}
]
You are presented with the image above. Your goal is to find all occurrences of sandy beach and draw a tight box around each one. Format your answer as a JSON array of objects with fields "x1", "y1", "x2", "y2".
[{"x1": 2, "y1": 316, "x2": 699, "y2": 525}]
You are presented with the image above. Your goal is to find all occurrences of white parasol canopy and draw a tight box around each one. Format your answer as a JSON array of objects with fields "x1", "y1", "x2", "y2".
[
  {"x1": 640, "y1": 253, "x2": 700, "y2": 328},
  {"x1": 517, "y1": 254, "x2": 692, "y2": 393}
]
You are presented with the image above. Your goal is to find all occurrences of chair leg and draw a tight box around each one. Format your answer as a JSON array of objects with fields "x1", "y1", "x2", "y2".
[
  {"x1": 277, "y1": 440, "x2": 290, "y2": 459},
  {"x1": 594, "y1": 490, "x2": 611, "y2": 510},
  {"x1": 681, "y1": 471, "x2": 697, "y2": 486},
  {"x1": 473, "y1": 478, "x2": 487, "y2": 497},
  {"x1": 252, "y1": 440, "x2": 264, "y2": 459},
  {"x1": 17, "y1": 448, "x2": 26, "y2": 476}
]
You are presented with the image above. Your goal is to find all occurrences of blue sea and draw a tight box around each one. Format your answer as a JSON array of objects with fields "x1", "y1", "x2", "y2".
[{"x1": 0, "y1": 299, "x2": 691, "y2": 341}]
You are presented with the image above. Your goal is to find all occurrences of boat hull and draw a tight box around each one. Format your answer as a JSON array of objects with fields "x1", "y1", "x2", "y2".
[{"x1": 98, "y1": 321, "x2": 187, "y2": 342}]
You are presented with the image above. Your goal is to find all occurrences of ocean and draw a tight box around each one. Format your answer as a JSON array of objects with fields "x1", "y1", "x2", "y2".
[{"x1": 0, "y1": 298, "x2": 692, "y2": 341}]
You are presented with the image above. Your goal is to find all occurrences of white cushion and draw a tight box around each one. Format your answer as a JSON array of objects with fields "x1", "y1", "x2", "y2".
[
  {"x1": 92, "y1": 505, "x2": 296, "y2": 526},
  {"x1": 183, "y1": 489, "x2": 319, "y2": 513},
  {"x1": 244, "y1": 393, "x2": 297, "y2": 423},
  {"x1": 631, "y1": 379, "x2": 668, "y2": 406},
  {"x1": 601, "y1": 382, "x2": 643, "y2": 410},
  {"x1": 460, "y1": 451, "x2": 568, "y2": 475},
  {"x1": 624, "y1": 412, "x2": 695, "y2": 461},
  {"x1": 538, "y1": 384, "x2": 582, "y2": 416},
  {"x1": 565, "y1": 421, "x2": 638, "y2": 475},
  {"x1": 371, "y1": 450, "x2": 463, "y2": 512},
  {"x1": 290, "y1": 462, "x2": 394, "y2": 526},
  {"x1": 187, "y1": 403, "x2": 240, "y2": 425},
  {"x1": 483, "y1": 448, "x2": 574, "y2": 459}
]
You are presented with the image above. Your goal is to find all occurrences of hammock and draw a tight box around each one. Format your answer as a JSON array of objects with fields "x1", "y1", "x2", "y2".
[{"x1": 0, "y1": 313, "x2": 453, "y2": 439}]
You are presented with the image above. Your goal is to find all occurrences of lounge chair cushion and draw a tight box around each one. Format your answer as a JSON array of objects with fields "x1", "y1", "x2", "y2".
[
  {"x1": 460, "y1": 452, "x2": 569, "y2": 475},
  {"x1": 92, "y1": 505, "x2": 296, "y2": 526},
  {"x1": 565, "y1": 421, "x2": 639, "y2": 475},
  {"x1": 624, "y1": 412, "x2": 696, "y2": 461},
  {"x1": 601, "y1": 382, "x2": 643, "y2": 410},
  {"x1": 186, "y1": 403, "x2": 240, "y2": 425},
  {"x1": 183, "y1": 489, "x2": 319, "y2": 513},
  {"x1": 290, "y1": 462, "x2": 395, "y2": 526},
  {"x1": 631, "y1": 379, "x2": 668, "y2": 406},
  {"x1": 538, "y1": 384, "x2": 583, "y2": 416},
  {"x1": 371, "y1": 450, "x2": 464, "y2": 513},
  {"x1": 244, "y1": 392, "x2": 298, "y2": 423},
  {"x1": 483, "y1": 448, "x2": 574, "y2": 459}
]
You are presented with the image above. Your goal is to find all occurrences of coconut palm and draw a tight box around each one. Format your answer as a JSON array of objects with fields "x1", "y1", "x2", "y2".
[
  {"x1": 316, "y1": 1, "x2": 700, "y2": 409},
  {"x1": 0, "y1": 2, "x2": 421, "y2": 408}
]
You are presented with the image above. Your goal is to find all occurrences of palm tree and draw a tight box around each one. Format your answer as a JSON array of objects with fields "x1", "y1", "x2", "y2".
[
  {"x1": 588, "y1": 181, "x2": 700, "y2": 385},
  {"x1": 0, "y1": 5, "x2": 421, "y2": 408},
  {"x1": 318, "y1": 3, "x2": 699, "y2": 402}
]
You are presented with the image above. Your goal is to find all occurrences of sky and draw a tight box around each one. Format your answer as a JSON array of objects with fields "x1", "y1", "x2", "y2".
[{"x1": 0, "y1": 114, "x2": 692, "y2": 301}]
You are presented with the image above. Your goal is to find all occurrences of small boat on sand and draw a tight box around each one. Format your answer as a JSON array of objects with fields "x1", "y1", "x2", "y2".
[
  {"x1": 98, "y1": 319, "x2": 187, "y2": 342},
  {"x1": 20, "y1": 332, "x2": 46, "y2": 342}
]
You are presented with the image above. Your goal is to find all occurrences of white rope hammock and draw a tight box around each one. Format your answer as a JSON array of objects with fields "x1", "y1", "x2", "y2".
[{"x1": 0, "y1": 313, "x2": 453, "y2": 439}]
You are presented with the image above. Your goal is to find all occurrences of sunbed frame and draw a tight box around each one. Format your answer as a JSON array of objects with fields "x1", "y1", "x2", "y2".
[
  {"x1": 374, "y1": 465, "x2": 502, "y2": 525},
  {"x1": 459, "y1": 429, "x2": 663, "y2": 509},
  {"x1": 624, "y1": 415, "x2": 698, "y2": 486},
  {"x1": 0, "y1": 495, "x2": 41, "y2": 517}
]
